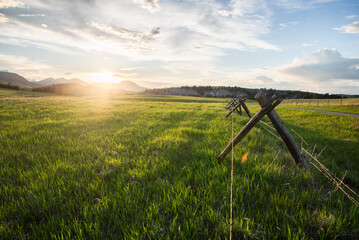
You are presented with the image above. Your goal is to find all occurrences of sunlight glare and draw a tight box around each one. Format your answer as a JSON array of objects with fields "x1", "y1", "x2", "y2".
[{"x1": 91, "y1": 72, "x2": 121, "y2": 83}]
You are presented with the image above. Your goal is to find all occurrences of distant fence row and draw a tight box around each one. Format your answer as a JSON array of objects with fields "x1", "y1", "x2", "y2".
[{"x1": 283, "y1": 98, "x2": 359, "y2": 106}]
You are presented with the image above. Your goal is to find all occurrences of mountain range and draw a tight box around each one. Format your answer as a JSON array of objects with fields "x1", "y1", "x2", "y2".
[
  {"x1": 93, "y1": 81, "x2": 147, "y2": 92},
  {"x1": 0, "y1": 71, "x2": 39, "y2": 90},
  {"x1": 0, "y1": 71, "x2": 147, "y2": 93},
  {"x1": 35, "y1": 77, "x2": 86, "y2": 86},
  {"x1": 2, "y1": 71, "x2": 357, "y2": 98}
]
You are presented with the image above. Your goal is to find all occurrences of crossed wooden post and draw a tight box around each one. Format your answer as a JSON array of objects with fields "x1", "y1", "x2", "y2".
[
  {"x1": 217, "y1": 91, "x2": 308, "y2": 169},
  {"x1": 226, "y1": 98, "x2": 238, "y2": 109},
  {"x1": 226, "y1": 97, "x2": 247, "y2": 116}
]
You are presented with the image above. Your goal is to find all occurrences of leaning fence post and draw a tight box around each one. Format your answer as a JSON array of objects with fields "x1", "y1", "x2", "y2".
[
  {"x1": 237, "y1": 98, "x2": 252, "y2": 118},
  {"x1": 217, "y1": 96, "x2": 281, "y2": 161},
  {"x1": 255, "y1": 91, "x2": 309, "y2": 169}
]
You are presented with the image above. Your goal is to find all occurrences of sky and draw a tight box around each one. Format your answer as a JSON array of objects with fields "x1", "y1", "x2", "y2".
[{"x1": 0, "y1": 0, "x2": 359, "y2": 94}]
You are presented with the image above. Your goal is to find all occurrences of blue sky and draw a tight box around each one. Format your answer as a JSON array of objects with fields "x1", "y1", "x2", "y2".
[{"x1": 0, "y1": 0, "x2": 358, "y2": 94}]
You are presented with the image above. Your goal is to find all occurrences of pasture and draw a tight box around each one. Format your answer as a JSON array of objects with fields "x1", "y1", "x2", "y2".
[
  {"x1": 0, "y1": 89, "x2": 358, "y2": 239},
  {"x1": 282, "y1": 98, "x2": 359, "y2": 114}
]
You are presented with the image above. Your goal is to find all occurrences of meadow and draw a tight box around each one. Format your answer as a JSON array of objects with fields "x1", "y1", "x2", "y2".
[
  {"x1": 0, "y1": 88, "x2": 358, "y2": 239},
  {"x1": 282, "y1": 98, "x2": 359, "y2": 114}
]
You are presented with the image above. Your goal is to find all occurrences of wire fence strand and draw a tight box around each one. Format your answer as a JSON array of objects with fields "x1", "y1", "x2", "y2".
[{"x1": 229, "y1": 105, "x2": 234, "y2": 240}]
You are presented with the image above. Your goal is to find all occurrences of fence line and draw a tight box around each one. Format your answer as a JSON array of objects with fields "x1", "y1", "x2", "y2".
[
  {"x1": 282, "y1": 98, "x2": 359, "y2": 106},
  {"x1": 223, "y1": 96, "x2": 359, "y2": 207}
]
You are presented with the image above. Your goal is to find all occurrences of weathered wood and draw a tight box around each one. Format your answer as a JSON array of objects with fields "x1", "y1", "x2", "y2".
[
  {"x1": 236, "y1": 106, "x2": 242, "y2": 115},
  {"x1": 226, "y1": 97, "x2": 251, "y2": 117},
  {"x1": 226, "y1": 99, "x2": 234, "y2": 108},
  {"x1": 226, "y1": 102, "x2": 241, "y2": 117},
  {"x1": 237, "y1": 98, "x2": 252, "y2": 118},
  {"x1": 255, "y1": 91, "x2": 309, "y2": 169},
  {"x1": 229, "y1": 99, "x2": 238, "y2": 106},
  {"x1": 217, "y1": 97, "x2": 281, "y2": 161},
  {"x1": 226, "y1": 99, "x2": 238, "y2": 109}
]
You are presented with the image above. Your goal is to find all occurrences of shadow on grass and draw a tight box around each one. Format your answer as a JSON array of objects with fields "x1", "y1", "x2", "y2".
[
  {"x1": 279, "y1": 122, "x2": 359, "y2": 190},
  {"x1": 2, "y1": 99, "x2": 357, "y2": 239},
  {"x1": 94, "y1": 115, "x2": 357, "y2": 239},
  {"x1": 127, "y1": 95, "x2": 225, "y2": 104}
]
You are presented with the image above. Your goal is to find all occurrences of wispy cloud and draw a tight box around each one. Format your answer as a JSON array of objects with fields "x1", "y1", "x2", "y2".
[
  {"x1": 279, "y1": 21, "x2": 299, "y2": 29},
  {"x1": 0, "y1": 13, "x2": 9, "y2": 23},
  {"x1": 218, "y1": 10, "x2": 230, "y2": 17},
  {"x1": 19, "y1": 13, "x2": 45, "y2": 17},
  {"x1": 274, "y1": 0, "x2": 336, "y2": 9},
  {"x1": 302, "y1": 43, "x2": 313, "y2": 47},
  {"x1": 0, "y1": 0, "x2": 279, "y2": 62},
  {"x1": 334, "y1": 22, "x2": 359, "y2": 34},
  {"x1": 0, "y1": 36, "x2": 79, "y2": 55},
  {"x1": 0, "y1": 0, "x2": 25, "y2": 9},
  {"x1": 133, "y1": 0, "x2": 160, "y2": 12},
  {"x1": 0, "y1": 53, "x2": 50, "y2": 77},
  {"x1": 345, "y1": 15, "x2": 357, "y2": 19},
  {"x1": 89, "y1": 21, "x2": 160, "y2": 52}
]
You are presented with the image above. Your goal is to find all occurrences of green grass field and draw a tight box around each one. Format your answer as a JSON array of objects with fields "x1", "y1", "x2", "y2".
[
  {"x1": 282, "y1": 98, "x2": 359, "y2": 114},
  {"x1": 1, "y1": 89, "x2": 358, "y2": 239}
]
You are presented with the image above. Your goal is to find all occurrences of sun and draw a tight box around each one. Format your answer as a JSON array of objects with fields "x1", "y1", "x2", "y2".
[{"x1": 91, "y1": 72, "x2": 120, "y2": 83}]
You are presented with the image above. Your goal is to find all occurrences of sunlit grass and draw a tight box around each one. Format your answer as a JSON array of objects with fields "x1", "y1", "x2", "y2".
[
  {"x1": 0, "y1": 89, "x2": 358, "y2": 239},
  {"x1": 283, "y1": 98, "x2": 359, "y2": 106},
  {"x1": 282, "y1": 98, "x2": 359, "y2": 114}
]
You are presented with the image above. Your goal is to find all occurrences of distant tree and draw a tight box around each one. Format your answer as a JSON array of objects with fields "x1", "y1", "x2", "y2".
[{"x1": 0, "y1": 83, "x2": 20, "y2": 90}]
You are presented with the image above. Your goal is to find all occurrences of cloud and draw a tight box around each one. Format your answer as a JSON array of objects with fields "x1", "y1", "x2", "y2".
[
  {"x1": 218, "y1": 10, "x2": 230, "y2": 17},
  {"x1": 254, "y1": 75, "x2": 274, "y2": 83},
  {"x1": 133, "y1": 0, "x2": 160, "y2": 12},
  {"x1": 0, "y1": 13, "x2": 9, "y2": 23},
  {"x1": 274, "y1": 0, "x2": 336, "y2": 10},
  {"x1": 0, "y1": 0, "x2": 24, "y2": 9},
  {"x1": 64, "y1": 72, "x2": 73, "y2": 76},
  {"x1": 19, "y1": 13, "x2": 45, "y2": 17},
  {"x1": 346, "y1": 15, "x2": 357, "y2": 19},
  {"x1": 0, "y1": 0, "x2": 279, "y2": 62},
  {"x1": 0, "y1": 53, "x2": 50, "y2": 78},
  {"x1": 334, "y1": 22, "x2": 359, "y2": 34},
  {"x1": 302, "y1": 43, "x2": 313, "y2": 47},
  {"x1": 279, "y1": 21, "x2": 299, "y2": 29},
  {"x1": 234, "y1": 75, "x2": 275, "y2": 88},
  {"x1": 89, "y1": 21, "x2": 160, "y2": 51},
  {"x1": 279, "y1": 49, "x2": 359, "y2": 82},
  {"x1": 0, "y1": 36, "x2": 78, "y2": 54}
]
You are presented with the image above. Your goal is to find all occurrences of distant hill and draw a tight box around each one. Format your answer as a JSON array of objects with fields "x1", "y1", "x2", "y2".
[
  {"x1": 37, "y1": 77, "x2": 87, "y2": 86},
  {"x1": 115, "y1": 81, "x2": 147, "y2": 92},
  {"x1": 0, "y1": 71, "x2": 40, "y2": 90},
  {"x1": 33, "y1": 82, "x2": 143, "y2": 96},
  {"x1": 33, "y1": 83, "x2": 101, "y2": 96},
  {"x1": 144, "y1": 86, "x2": 359, "y2": 99},
  {"x1": 91, "y1": 81, "x2": 147, "y2": 93},
  {"x1": 2, "y1": 71, "x2": 357, "y2": 98},
  {"x1": 32, "y1": 79, "x2": 147, "y2": 96}
]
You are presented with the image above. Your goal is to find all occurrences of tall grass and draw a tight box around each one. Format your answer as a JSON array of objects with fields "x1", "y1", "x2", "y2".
[
  {"x1": 282, "y1": 98, "x2": 359, "y2": 114},
  {"x1": 0, "y1": 89, "x2": 358, "y2": 239},
  {"x1": 283, "y1": 98, "x2": 359, "y2": 106}
]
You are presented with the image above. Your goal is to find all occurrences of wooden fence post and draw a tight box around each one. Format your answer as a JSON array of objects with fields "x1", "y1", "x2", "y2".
[
  {"x1": 255, "y1": 92, "x2": 309, "y2": 169},
  {"x1": 217, "y1": 96, "x2": 281, "y2": 161},
  {"x1": 238, "y1": 98, "x2": 252, "y2": 118},
  {"x1": 226, "y1": 102, "x2": 241, "y2": 117}
]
